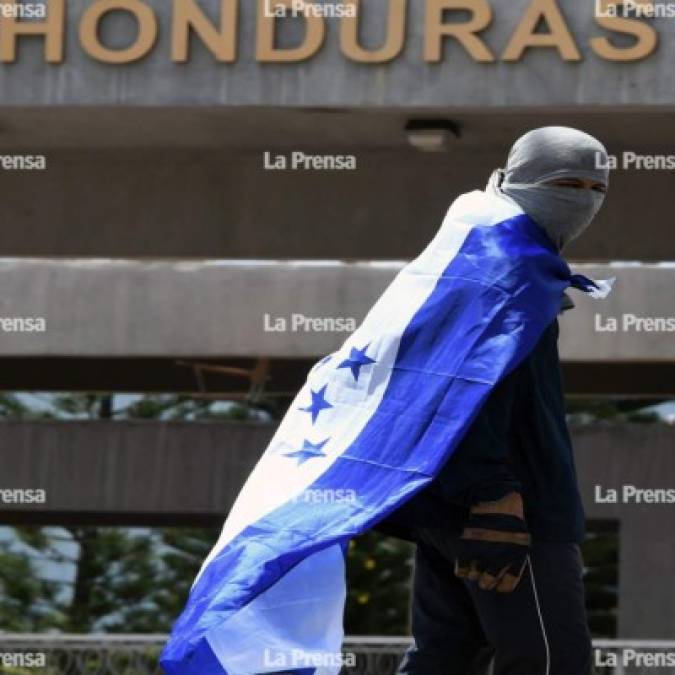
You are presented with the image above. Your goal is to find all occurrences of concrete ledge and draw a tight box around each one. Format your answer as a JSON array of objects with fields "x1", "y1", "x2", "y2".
[
  {"x1": 0, "y1": 258, "x2": 673, "y2": 361},
  {"x1": 1, "y1": 419, "x2": 673, "y2": 518},
  {"x1": 2, "y1": 420, "x2": 674, "y2": 637},
  {"x1": 0, "y1": 420, "x2": 274, "y2": 516}
]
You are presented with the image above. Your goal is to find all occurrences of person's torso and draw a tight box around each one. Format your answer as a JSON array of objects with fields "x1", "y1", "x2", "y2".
[
  {"x1": 376, "y1": 316, "x2": 586, "y2": 544},
  {"x1": 508, "y1": 319, "x2": 585, "y2": 542}
]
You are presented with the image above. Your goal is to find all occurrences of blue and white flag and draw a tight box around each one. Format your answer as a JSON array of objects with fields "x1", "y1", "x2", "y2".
[{"x1": 161, "y1": 190, "x2": 612, "y2": 675}]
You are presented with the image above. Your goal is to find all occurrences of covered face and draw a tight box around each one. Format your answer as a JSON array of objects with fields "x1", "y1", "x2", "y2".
[{"x1": 489, "y1": 126, "x2": 610, "y2": 250}]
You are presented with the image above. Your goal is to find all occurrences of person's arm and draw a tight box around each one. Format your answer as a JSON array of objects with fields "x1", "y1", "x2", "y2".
[
  {"x1": 429, "y1": 363, "x2": 523, "y2": 507},
  {"x1": 430, "y1": 357, "x2": 533, "y2": 593}
]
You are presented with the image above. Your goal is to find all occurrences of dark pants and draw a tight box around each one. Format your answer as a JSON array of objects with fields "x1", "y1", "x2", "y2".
[{"x1": 398, "y1": 540, "x2": 592, "y2": 675}]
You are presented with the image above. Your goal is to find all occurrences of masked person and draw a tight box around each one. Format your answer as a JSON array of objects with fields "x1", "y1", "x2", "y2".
[
  {"x1": 162, "y1": 126, "x2": 612, "y2": 675},
  {"x1": 377, "y1": 126, "x2": 610, "y2": 675}
]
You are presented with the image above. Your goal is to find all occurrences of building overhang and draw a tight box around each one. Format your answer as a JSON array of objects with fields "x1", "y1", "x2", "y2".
[{"x1": 1, "y1": 258, "x2": 673, "y2": 395}]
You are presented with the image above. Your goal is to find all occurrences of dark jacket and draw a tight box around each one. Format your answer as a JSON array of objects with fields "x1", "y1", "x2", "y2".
[{"x1": 377, "y1": 314, "x2": 585, "y2": 544}]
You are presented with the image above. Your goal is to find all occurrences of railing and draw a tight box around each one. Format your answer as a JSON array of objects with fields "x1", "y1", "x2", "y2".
[{"x1": 0, "y1": 634, "x2": 674, "y2": 674}]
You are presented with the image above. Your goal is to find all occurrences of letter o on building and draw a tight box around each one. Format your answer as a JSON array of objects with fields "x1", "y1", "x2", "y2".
[{"x1": 79, "y1": 0, "x2": 158, "y2": 64}]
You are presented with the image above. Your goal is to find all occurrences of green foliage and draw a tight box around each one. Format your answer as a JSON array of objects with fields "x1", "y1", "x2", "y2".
[
  {"x1": 152, "y1": 528, "x2": 220, "y2": 625},
  {"x1": 0, "y1": 393, "x2": 30, "y2": 419},
  {"x1": 0, "y1": 524, "x2": 416, "y2": 637},
  {"x1": 582, "y1": 522, "x2": 619, "y2": 638},
  {"x1": 0, "y1": 545, "x2": 62, "y2": 631},
  {"x1": 0, "y1": 525, "x2": 221, "y2": 634},
  {"x1": 345, "y1": 532, "x2": 414, "y2": 635},
  {"x1": 66, "y1": 528, "x2": 159, "y2": 632},
  {"x1": 566, "y1": 398, "x2": 663, "y2": 424},
  {"x1": 0, "y1": 392, "x2": 279, "y2": 423}
]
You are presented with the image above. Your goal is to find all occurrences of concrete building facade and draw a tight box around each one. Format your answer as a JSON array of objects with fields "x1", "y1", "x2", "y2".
[{"x1": 0, "y1": 0, "x2": 674, "y2": 643}]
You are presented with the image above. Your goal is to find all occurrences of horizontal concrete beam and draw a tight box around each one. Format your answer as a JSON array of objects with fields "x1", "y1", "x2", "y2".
[
  {"x1": 2, "y1": 420, "x2": 674, "y2": 637},
  {"x1": 558, "y1": 264, "x2": 675, "y2": 363},
  {"x1": 1, "y1": 420, "x2": 673, "y2": 519},
  {"x1": 0, "y1": 258, "x2": 673, "y2": 362},
  {"x1": 0, "y1": 137, "x2": 672, "y2": 263},
  {"x1": 1, "y1": 357, "x2": 673, "y2": 396},
  {"x1": 0, "y1": 420, "x2": 274, "y2": 518}
]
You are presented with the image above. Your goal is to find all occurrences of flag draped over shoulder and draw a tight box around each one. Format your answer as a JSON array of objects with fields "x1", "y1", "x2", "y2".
[{"x1": 161, "y1": 190, "x2": 612, "y2": 675}]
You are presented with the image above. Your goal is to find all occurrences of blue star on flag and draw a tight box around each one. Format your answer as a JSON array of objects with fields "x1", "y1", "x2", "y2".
[
  {"x1": 338, "y1": 344, "x2": 376, "y2": 381},
  {"x1": 284, "y1": 438, "x2": 330, "y2": 465},
  {"x1": 299, "y1": 384, "x2": 333, "y2": 424}
]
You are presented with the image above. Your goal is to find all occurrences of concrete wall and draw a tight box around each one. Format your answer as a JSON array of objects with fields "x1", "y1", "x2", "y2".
[
  {"x1": 575, "y1": 424, "x2": 675, "y2": 639},
  {"x1": 0, "y1": 420, "x2": 274, "y2": 517},
  {"x1": 1, "y1": 257, "x2": 673, "y2": 361},
  {"x1": 1, "y1": 419, "x2": 674, "y2": 638},
  {"x1": 0, "y1": 132, "x2": 674, "y2": 262}
]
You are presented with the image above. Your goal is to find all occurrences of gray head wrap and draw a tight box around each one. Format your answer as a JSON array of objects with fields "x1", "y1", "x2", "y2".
[{"x1": 487, "y1": 127, "x2": 609, "y2": 250}]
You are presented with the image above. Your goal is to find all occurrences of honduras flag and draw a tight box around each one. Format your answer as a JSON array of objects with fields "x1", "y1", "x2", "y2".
[{"x1": 161, "y1": 190, "x2": 612, "y2": 675}]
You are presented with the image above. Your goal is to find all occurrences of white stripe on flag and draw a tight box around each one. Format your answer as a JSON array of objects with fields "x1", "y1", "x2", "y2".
[{"x1": 196, "y1": 191, "x2": 522, "y2": 581}]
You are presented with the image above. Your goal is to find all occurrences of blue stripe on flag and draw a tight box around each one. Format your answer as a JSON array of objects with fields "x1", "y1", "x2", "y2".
[{"x1": 162, "y1": 212, "x2": 572, "y2": 673}]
